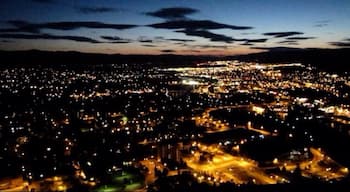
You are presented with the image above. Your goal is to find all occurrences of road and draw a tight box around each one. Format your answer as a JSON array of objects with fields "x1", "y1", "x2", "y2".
[
  {"x1": 273, "y1": 147, "x2": 348, "y2": 181},
  {"x1": 0, "y1": 177, "x2": 40, "y2": 192},
  {"x1": 300, "y1": 148, "x2": 348, "y2": 180},
  {"x1": 183, "y1": 143, "x2": 282, "y2": 185}
]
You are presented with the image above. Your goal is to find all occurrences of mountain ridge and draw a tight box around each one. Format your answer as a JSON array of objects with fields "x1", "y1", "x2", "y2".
[{"x1": 1, "y1": 48, "x2": 350, "y2": 72}]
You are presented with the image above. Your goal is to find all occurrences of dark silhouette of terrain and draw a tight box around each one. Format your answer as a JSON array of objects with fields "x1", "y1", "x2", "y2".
[
  {"x1": 232, "y1": 48, "x2": 350, "y2": 72},
  {"x1": 0, "y1": 50, "x2": 215, "y2": 68},
  {"x1": 0, "y1": 48, "x2": 350, "y2": 72}
]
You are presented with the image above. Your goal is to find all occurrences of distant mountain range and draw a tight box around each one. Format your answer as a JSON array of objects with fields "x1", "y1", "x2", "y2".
[
  {"x1": 0, "y1": 50, "x2": 216, "y2": 68},
  {"x1": 232, "y1": 48, "x2": 350, "y2": 73},
  {"x1": 1, "y1": 48, "x2": 350, "y2": 72}
]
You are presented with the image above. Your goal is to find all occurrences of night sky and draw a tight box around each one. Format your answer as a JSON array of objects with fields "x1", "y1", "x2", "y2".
[{"x1": 0, "y1": 0, "x2": 349, "y2": 55}]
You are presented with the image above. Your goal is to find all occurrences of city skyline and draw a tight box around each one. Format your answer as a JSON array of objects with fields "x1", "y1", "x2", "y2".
[{"x1": 0, "y1": 0, "x2": 349, "y2": 55}]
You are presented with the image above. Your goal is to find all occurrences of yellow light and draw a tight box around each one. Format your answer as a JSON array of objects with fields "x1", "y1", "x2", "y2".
[
  {"x1": 342, "y1": 168, "x2": 348, "y2": 173},
  {"x1": 252, "y1": 106, "x2": 265, "y2": 115},
  {"x1": 57, "y1": 185, "x2": 66, "y2": 191},
  {"x1": 182, "y1": 79, "x2": 200, "y2": 85}
]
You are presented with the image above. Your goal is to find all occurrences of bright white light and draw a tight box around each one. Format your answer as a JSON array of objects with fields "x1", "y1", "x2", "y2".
[{"x1": 182, "y1": 79, "x2": 200, "y2": 85}]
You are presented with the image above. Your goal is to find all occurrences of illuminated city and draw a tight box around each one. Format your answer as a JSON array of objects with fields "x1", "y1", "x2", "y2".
[
  {"x1": 1, "y1": 0, "x2": 350, "y2": 191},
  {"x1": 0, "y1": 60, "x2": 350, "y2": 191}
]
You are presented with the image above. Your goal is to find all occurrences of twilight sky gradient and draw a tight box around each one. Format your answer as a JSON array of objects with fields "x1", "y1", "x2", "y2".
[{"x1": 0, "y1": 0, "x2": 349, "y2": 55}]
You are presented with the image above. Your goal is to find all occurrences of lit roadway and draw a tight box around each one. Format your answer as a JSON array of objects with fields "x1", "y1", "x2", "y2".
[
  {"x1": 193, "y1": 105, "x2": 276, "y2": 136},
  {"x1": 183, "y1": 143, "x2": 284, "y2": 185},
  {"x1": 273, "y1": 148, "x2": 348, "y2": 181},
  {"x1": 300, "y1": 148, "x2": 348, "y2": 180},
  {"x1": 0, "y1": 176, "x2": 69, "y2": 192},
  {"x1": 140, "y1": 159, "x2": 162, "y2": 185},
  {"x1": 0, "y1": 177, "x2": 39, "y2": 192}
]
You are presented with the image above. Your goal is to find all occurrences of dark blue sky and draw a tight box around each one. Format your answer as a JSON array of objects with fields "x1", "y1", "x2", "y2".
[{"x1": 0, "y1": 0, "x2": 349, "y2": 55}]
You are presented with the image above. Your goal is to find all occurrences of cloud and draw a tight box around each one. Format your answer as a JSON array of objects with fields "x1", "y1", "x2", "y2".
[
  {"x1": 167, "y1": 38, "x2": 195, "y2": 42},
  {"x1": 279, "y1": 40, "x2": 299, "y2": 45},
  {"x1": 245, "y1": 38, "x2": 267, "y2": 43},
  {"x1": 77, "y1": 6, "x2": 117, "y2": 14},
  {"x1": 142, "y1": 44, "x2": 157, "y2": 47},
  {"x1": 149, "y1": 20, "x2": 253, "y2": 30},
  {"x1": 173, "y1": 42, "x2": 188, "y2": 46},
  {"x1": 240, "y1": 42, "x2": 254, "y2": 46},
  {"x1": 139, "y1": 40, "x2": 153, "y2": 43},
  {"x1": 263, "y1": 31, "x2": 303, "y2": 38},
  {"x1": 161, "y1": 49, "x2": 176, "y2": 53},
  {"x1": 0, "y1": 33, "x2": 101, "y2": 43},
  {"x1": 108, "y1": 41, "x2": 131, "y2": 44},
  {"x1": 241, "y1": 32, "x2": 256, "y2": 35},
  {"x1": 193, "y1": 45, "x2": 228, "y2": 49},
  {"x1": 136, "y1": 37, "x2": 196, "y2": 43},
  {"x1": 42, "y1": 21, "x2": 136, "y2": 30},
  {"x1": 145, "y1": 7, "x2": 198, "y2": 20},
  {"x1": 100, "y1": 36, "x2": 123, "y2": 41},
  {"x1": 2, "y1": 20, "x2": 137, "y2": 33},
  {"x1": 279, "y1": 40, "x2": 297, "y2": 44},
  {"x1": 286, "y1": 37, "x2": 315, "y2": 40},
  {"x1": 230, "y1": 38, "x2": 267, "y2": 46},
  {"x1": 173, "y1": 29, "x2": 266, "y2": 44},
  {"x1": 100, "y1": 36, "x2": 131, "y2": 43},
  {"x1": 0, "y1": 33, "x2": 134, "y2": 44},
  {"x1": 329, "y1": 42, "x2": 350, "y2": 47},
  {"x1": 146, "y1": 13, "x2": 253, "y2": 44},
  {"x1": 176, "y1": 29, "x2": 235, "y2": 43},
  {"x1": 137, "y1": 36, "x2": 154, "y2": 43},
  {"x1": 251, "y1": 46, "x2": 303, "y2": 51},
  {"x1": 286, "y1": 42, "x2": 299, "y2": 45}
]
